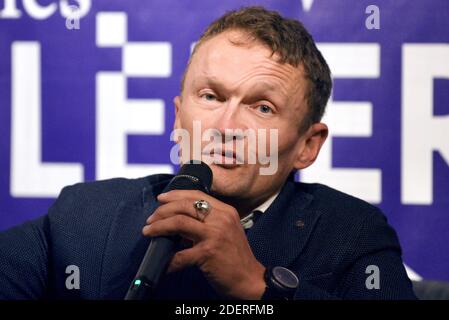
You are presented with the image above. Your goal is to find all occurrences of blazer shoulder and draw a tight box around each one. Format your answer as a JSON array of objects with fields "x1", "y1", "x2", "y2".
[
  {"x1": 293, "y1": 182, "x2": 404, "y2": 271},
  {"x1": 295, "y1": 182, "x2": 386, "y2": 223},
  {"x1": 59, "y1": 174, "x2": 173, "y2": 204},
  {"x1": 47, "y1": 174, "x2": 174, "y2": 223}
]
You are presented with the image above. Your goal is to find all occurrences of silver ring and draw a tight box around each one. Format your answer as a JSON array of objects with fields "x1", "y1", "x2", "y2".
[{"x1": 193, "y1": 199, "x2": 211, "y2": 222}]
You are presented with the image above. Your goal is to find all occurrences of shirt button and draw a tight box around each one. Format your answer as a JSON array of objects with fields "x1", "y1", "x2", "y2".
[{"x1": 295, "y1": 219, "x2": 305, "y2": 228}]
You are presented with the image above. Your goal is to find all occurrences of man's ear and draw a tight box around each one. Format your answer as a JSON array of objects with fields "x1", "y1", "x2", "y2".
[
  {"x1": 173, "y1": 96, "x2": 181, "y2": 131},
  {"x1": 293, "y1": 123, "x2": 328, "y2": 170}
]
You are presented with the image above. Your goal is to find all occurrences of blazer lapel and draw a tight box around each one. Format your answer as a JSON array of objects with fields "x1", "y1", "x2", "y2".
[
  {"x1": 247, "y1": 180, "x2": 322, "y2": 268},
  {"x1": 99, "y1": 177, "x2": 171, "y2": 299}
]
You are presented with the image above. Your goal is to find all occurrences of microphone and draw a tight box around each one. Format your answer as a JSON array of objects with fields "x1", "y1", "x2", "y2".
[{"x1": 124, "y1": 160, "x2": 213, "y2": 300}]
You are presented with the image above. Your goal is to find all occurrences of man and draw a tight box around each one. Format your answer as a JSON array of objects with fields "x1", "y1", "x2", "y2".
[{"x1": 0, "y1": 6, "x2": 416, "y2": 299}]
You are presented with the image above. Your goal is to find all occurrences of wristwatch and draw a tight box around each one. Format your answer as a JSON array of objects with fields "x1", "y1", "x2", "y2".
[{"x1": 261, "y1": 266, "x2": 299, "y2": 300}]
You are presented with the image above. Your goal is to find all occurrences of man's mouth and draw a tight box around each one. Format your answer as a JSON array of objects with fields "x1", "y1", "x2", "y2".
[{"x1": 202, "y1": 147, "x2": 243, "y2": 166}]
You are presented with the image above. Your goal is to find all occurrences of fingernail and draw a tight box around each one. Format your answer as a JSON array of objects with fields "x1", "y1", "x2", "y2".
[{"x1": 142, "y1": 225, "x2": 151, "y2": 235}]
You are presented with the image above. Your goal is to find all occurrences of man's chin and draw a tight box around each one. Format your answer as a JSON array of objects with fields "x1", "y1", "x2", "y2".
[{"x1": 209, "y1": 163, "x2": 249, "y2": 198}]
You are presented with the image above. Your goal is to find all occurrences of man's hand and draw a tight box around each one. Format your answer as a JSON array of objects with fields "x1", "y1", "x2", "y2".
[{"x1": 142, "y1": 190, "x2": 266, "y2": 300}]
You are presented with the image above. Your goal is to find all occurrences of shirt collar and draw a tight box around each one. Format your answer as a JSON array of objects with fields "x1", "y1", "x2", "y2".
[
  {"x1": 251, "y1": 190, "x2": 280, "y2": 214},
  {"x1": 240, "y1": 190, "x2": 281, "y2": 229}
]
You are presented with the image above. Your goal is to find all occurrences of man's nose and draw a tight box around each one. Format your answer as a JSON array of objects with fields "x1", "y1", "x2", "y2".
[{"x1": 214, "y1": 99, "x2": 247, "y2": 141}]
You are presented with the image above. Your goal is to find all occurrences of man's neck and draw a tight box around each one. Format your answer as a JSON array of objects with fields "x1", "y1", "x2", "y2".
[{"x1": 213, "y1": 188, "x2": 281, "y2": 219}]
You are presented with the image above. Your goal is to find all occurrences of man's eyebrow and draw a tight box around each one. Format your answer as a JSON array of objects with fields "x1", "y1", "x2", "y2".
[
  {"x1": 247, "y1": 81, "x2": 289, "y2": 102},
  {"x1": 192, "y1": 76, "x2": 238, "y2": 96},
  {"x1": 192, "y1": 77, "x2": 288, "y2": 101}
]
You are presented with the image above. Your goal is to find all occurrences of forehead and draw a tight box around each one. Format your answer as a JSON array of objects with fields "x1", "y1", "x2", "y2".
[{"x1": 186, "y1": 30, "x2": 306, "y2": 98}]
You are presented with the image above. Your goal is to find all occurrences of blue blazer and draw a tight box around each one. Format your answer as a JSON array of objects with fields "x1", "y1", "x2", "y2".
[{"x1": 0, "y1": 174, "x2": 416, "y2": 299}]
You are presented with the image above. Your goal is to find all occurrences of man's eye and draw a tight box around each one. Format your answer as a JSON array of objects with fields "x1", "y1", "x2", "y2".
[
  {"x1": 258, "y1": 104, "x2": 273, "y2": 114},
  {"x1": 201, "y1": 93, "x2": 217, "y2": 101}
]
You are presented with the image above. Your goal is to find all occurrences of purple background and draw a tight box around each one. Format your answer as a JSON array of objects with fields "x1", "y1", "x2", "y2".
[{"x1": 1, "y1": 0, "x2": 448, "y2": 281}]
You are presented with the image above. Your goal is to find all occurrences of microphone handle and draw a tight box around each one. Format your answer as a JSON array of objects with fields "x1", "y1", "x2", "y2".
[
  {"x1": 124, "y1": 236, "x2": 177, "y2": 300},
  {"x1": 125, "y1": 171, "x2": 210, "y2": 300}
]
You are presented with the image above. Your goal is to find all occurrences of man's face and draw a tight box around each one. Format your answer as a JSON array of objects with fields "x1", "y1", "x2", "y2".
[{"x1": 174, "y1": 30, "x2": 322, "y2": 204}]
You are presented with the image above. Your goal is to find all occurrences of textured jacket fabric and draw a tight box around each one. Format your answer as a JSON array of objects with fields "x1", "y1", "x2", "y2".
[{"x1": 0, "y1": 174, "x2": 417, "y2": 299}]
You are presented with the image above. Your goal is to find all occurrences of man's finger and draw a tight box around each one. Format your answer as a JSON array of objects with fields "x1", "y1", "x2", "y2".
[
  {"x1": 142, "y1": 214, "x2": 207, "y2": 242},
  {"x1": 167, "y1": 246, "x2": 204, "y2": 273},
  {"x1": 146, "y1": 199, "x2": 204, "y2": 224},
  {"x1": 157, "y1": 189, "x2": 230, "y2": 211}
]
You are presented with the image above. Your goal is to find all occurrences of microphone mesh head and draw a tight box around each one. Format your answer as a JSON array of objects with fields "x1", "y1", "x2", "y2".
[{"x1": 176, "y1": 160, "x2": 213, "y2": 192}]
